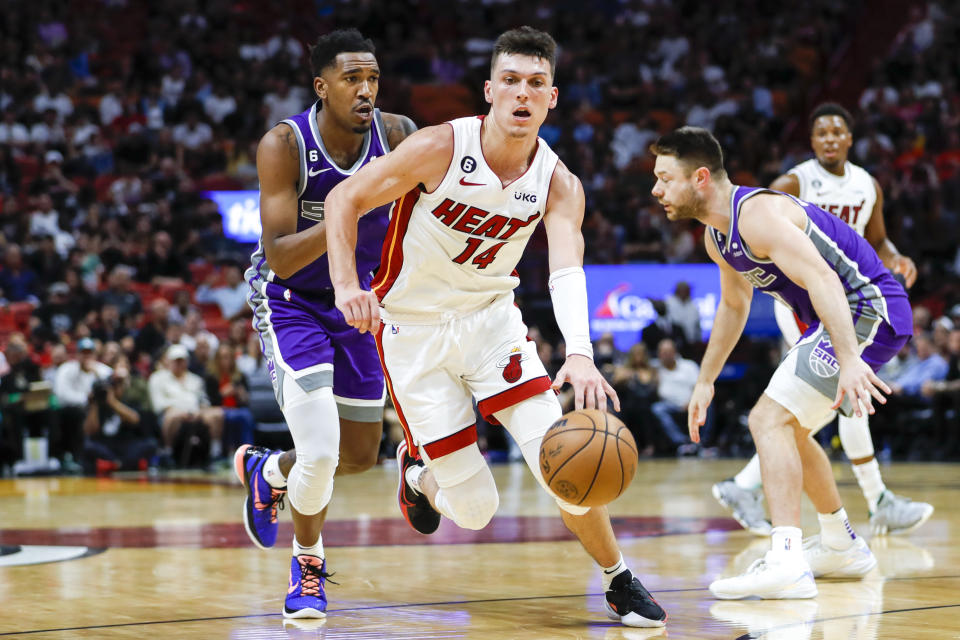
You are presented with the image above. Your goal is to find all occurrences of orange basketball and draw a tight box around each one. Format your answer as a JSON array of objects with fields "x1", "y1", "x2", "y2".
[{"x1": 538, "y1": 409, "x2": 638, "y2": 507}]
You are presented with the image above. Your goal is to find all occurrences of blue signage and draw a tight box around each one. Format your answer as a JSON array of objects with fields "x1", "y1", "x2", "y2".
[
  {"x1": 203, "y1": 191, "x2": 262, "y2": 243},
  {"x1": 585, "y1": 263, "x2": 779, "y2": 351}
]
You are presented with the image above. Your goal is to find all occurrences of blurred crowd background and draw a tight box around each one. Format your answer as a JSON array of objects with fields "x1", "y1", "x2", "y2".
[{"x1": 1, "y1": 0, "x2": 959, "y2": 475}]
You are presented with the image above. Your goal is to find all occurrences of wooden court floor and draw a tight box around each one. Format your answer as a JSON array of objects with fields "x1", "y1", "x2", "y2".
[{"x1": 0, "y1": 459, "x2": 957, "y2": 639}]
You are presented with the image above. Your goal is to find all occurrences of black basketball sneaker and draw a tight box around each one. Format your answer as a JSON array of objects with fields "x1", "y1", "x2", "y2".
[
  {"x1": 604, "y1": 570, "x2": 667, "y2": 628},
  {"x1": 396, "y1": 440, "x2": 441, "y2": 534}
]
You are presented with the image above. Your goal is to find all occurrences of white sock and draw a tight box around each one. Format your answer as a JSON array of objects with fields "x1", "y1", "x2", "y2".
[
  {"x1": 263, "y1": 453, "x2": 287, "y2": 489},
  {"x1": 405, "y1": 464, "x2": 426, "y2": 494},
  {"x1": 601, "y1": 553, "x2": 629, "y2": 591},
  {"x1": 294, "y1": 535, "x2": 324, "y2": 559},
  {"x1": 769, "y1": 526, "x2": 803, "y2": 560},
  {"x1": 210, "y1": 439, "x2": 223, "y2": 458},
  {"x1": 851, "y1": 458, "x2": 886, "y2": 513},
  {"x1": 818, "y1": 507, "x2": 857, "y2": 550},
  {"x1": 734, "y1": 455, "x2": 763, "y2": 491}
]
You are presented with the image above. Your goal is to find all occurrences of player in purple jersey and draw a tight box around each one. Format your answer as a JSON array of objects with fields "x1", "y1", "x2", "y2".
[
  {"x1": 714, "y1": 103, "x2": 932, "y2": 538},
  {"x1": 232, "y1": 29, "x2": 420, "y2": 619},
  {"x1": 651, "y1": 127, "x2": 912, "y2": 600}
]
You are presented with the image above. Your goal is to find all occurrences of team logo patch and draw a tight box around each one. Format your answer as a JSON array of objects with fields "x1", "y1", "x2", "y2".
[
  {"x1": 283, "y1": 288, "x2": 292, "y2": 301},
  {"x1": 812, "y1": 179, "x2": 822, "y2": 189},
  {"x1": 461, "y1": 155, "x2": 477, "y2": 173},
  {"x1": 267, "y1": 358, "x2": 278, "y2": 390},
  {"x1": 497, "y1": 347, "x2": 528, "y2": 383},
  {"x1": 808, "y1": 336, "x2": 839, "y2": 378}
]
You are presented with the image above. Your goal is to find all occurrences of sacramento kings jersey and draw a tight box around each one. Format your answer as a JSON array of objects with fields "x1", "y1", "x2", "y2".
[
  {"x1": 788, "y1": 159, "x2": 876, "y2": 236},
  {"x1": 708, "y1": 186, "x2": 911, "y2": 336},
  {"x1": 372, "y1": 116, "x2": 559, "y2": 319},
  {"x1": 247, "y1": 102, "x2": 392, "y2": 296}
]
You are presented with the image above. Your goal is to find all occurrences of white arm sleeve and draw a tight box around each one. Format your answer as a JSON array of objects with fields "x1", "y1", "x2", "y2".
[{"x1": 548, "y1": 266, "x2": 594, "y2": 359}]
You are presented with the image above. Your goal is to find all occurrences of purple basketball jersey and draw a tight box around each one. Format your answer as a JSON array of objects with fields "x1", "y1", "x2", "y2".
[
  {"x1": 245, "y1": 103, "x2": 392, "y2": 412},
  {"x1": 707, "y1": 186, "x2": 912, "y2": 371},
  {"x1": 247, "y1": 101, "x2": 392, "y2": 296}
]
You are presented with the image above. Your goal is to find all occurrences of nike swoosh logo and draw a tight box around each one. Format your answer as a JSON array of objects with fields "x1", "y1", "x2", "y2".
[
  {"x1": 309, "y1": 167, "x2": 332, "y2": 177},
  {"x1": 459, "y1": 177, "x2": 484, "y2": 186}
]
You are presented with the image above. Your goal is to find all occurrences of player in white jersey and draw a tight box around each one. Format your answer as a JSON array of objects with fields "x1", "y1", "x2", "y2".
[
  {"x1": 323, "y1": 27, "x2": 667, "y2": 629},
  {"x1": 712, "y1": 103, "x2": 932, "y2": 537}
]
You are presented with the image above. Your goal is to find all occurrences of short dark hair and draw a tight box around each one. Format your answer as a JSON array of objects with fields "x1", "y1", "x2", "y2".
[
  {"x1": 310, "y1": 29, "x2": 376, "y2": 77},
  {"x1": 491, "y1": 26, "x2": 557, "y2": 78},
  {"x1": 809, "y1": 102, "x2": 853, "y2": 132},
  {"x1": 650, "y1": 126, "x2": 727, "y2": 178}
]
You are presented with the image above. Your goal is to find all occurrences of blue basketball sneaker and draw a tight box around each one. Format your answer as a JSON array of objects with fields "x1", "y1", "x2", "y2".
[
  {"x1": 234, "y1": 444, "x2": 285, "y2": 549},
  {"x1": 284, "y1": 555, "x2": 333, "y2": 619}
]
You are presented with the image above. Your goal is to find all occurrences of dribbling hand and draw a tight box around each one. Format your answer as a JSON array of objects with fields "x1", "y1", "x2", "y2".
[
  {"x1": 552, "y1": 354, "x2": 621, "y2": 412},
  {"x1": 833, "y1": 358, "x2": 890, "y2": 418},
  {"x1": 336, "y1": 286, "x2": 380, "y2": 334},
  {"x1": 687, "y1": 381, "x2": 713, "y2": 443}
]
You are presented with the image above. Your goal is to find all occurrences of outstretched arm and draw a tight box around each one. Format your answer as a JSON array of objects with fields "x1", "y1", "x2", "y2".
[
  {"x1": 740, "y1": 195, "x2": 891, "y2": 416},
  {"x1": 542, "y1": 162, "x2": 620, "y2": 413},
  {"x1": 687, "y1": 233, "x2": 753, "y2": 442},
  {"x1": 864, "y1": 177, "x2": 917, "y2": 287},
  {"x1": 325, "y1": 124, "x2": 453, "y2": 333}
]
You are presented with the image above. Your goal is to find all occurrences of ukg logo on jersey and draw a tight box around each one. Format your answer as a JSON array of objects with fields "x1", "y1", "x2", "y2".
[{"x1": 591, "y1": 283, "x2": 654, "y2": 333}]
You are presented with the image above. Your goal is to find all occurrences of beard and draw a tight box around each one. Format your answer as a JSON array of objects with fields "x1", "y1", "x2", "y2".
[
  {"x1": 664, "y1": 185, "x2": 704, "y2": 221},
  {"x1": 351, "y1": 123, "x2": 372, "y2": 134}
]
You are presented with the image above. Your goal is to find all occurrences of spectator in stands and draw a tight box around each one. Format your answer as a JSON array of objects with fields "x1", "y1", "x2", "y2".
[
  {"x1": 0, "y1": 334, "x2": 43, "y2": 466},
  {"x1": 204, "y1": 343, "x2": 255, "y2": 453},
  {"x1": 665, "y1": 281, "x2": 701, "y2": 346},
  {"x1": 168, "y1": 289, "x2": 196, "y2": 325},
  {"x1": 90, "y1": 303, "x2": 129, "y2": 343},
  {"x1": 0, "y1": 244, "x2": 40, "y2": 304},
  {"x1": 29, "y1": 234, "x2": 65, "y2": 285},
  {"x1": 194, "y1": 261, "x2": 249, "y2": 320},
  {"x1": 34, "y1": 281, "x2": 79, "y2": 342},
  {"x1": 652, "y1": 338, "x2": 701, "y2": 456},
  {"x1": 148, "y1": 344, "x2": 224, "y2": 464},
  {"x1": 641, "y1": 299, "x2": 687, "y2": 356},
  {"x1": 135, "y1": 297, "x2": 171, "y2": 360},
  {"x1": 42, "y1": 343, "x2": 68, "y2": 387},
  {"x1": 889, "y1": 333, "x2": 949, "y2": 397},
  {"x1": 180, "y1": 310, "x2": 218, "y2": 354},
  {"x1": 0, "y1": 108, "x2": 29, "y2": 148},
  {"x1": 922, "y1": 327, "x2": 960, "y2": 458},
  {"x1": 136, "y1": 230, "x2": 189, "y2": 286},
  {"x1": 98, "y1": 265, "x2": 142, "y2": 322},
  {"x1": 610, "y1": 342, "x2": 659, "y2": 457},
  {"x1": 82, "y1": 361, "x2": 157, "y2": 475},
  {"x1": 53, "y1": 337, "x2": 112, "y2": 463}
]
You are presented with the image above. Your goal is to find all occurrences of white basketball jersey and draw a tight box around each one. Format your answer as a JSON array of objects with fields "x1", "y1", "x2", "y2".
[
  {"x1": 372, "y1": 116, "x2": 559, "y2": 320},
  {"x1": 788, "y1": 158, "x2": 876, "y2": 236}
]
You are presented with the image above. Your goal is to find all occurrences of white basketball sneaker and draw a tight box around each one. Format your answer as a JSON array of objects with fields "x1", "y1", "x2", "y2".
[
  {"x1": 803, "y1": 535, "x2": 877, "y2": 578},
  {"x1": 712, "y1": 479, "x2": 772, "y2": 536},
  {"x1": 869, "y1": 491, "x2": 934, "y2": 535},
  {"x1": 710, "y1": 551, "x2": 817, "y2": 600}
]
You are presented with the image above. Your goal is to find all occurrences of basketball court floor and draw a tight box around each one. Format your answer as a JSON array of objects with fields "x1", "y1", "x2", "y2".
[{"x1": 1, "y1": 459, "x2": 957, "y2": 639}]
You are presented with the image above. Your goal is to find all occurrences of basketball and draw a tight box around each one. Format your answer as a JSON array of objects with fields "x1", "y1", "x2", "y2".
[{"x1": 538, "y1": 409, "x2": 638, "y2": 507}]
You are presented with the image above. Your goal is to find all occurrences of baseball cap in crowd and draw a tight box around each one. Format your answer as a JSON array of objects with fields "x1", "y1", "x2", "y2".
[
  {"x1": 44, "y1": 150, "x2": 63, "y2": 165},
  {"x1": 77, "y1": 337, "x2": 95, "y2": 352},
  {"x1": 166, "y1": 344, "x2": 189, "y2": 361}
]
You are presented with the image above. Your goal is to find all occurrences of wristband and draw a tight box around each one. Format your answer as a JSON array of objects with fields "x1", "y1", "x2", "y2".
[{"x1": 548, "y1": 266, "x2": 594, "y2": 359}]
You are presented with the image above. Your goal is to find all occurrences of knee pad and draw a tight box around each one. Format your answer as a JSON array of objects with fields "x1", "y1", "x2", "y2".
[
  {"x1": 424, "y1": 444, "x2": 499, "y2": 530},
  {"x1": 838, "y1": 413, "x2": 874, "y2": 459},
  {"x1": 282, "y1": 376, "x2": 340, "y2": 515},
  {"x1": 496, "y1": 392, "x2": 590, "y2": 516}
]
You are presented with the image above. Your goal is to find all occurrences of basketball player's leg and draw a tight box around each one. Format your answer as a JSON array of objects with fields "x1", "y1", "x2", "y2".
[
  {"x1": 713, "y1": 300, "x2": 805, "y2": 535},
  {"x1": 493, "y1": 392, "x2": 666, "y2": 627},
  {"x1": 377, "y1": 319, "x2": 491, "y2": 532}
]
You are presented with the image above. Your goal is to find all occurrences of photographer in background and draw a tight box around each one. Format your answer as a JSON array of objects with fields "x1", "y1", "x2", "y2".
[{"x1": 82, "y1": 360, "x2": 157, "y2": 475}]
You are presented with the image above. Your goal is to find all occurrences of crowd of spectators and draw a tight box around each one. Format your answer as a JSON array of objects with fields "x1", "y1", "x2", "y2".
[{"x1": 1, "y1": 0, "x2": 959, "y2": 474}]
